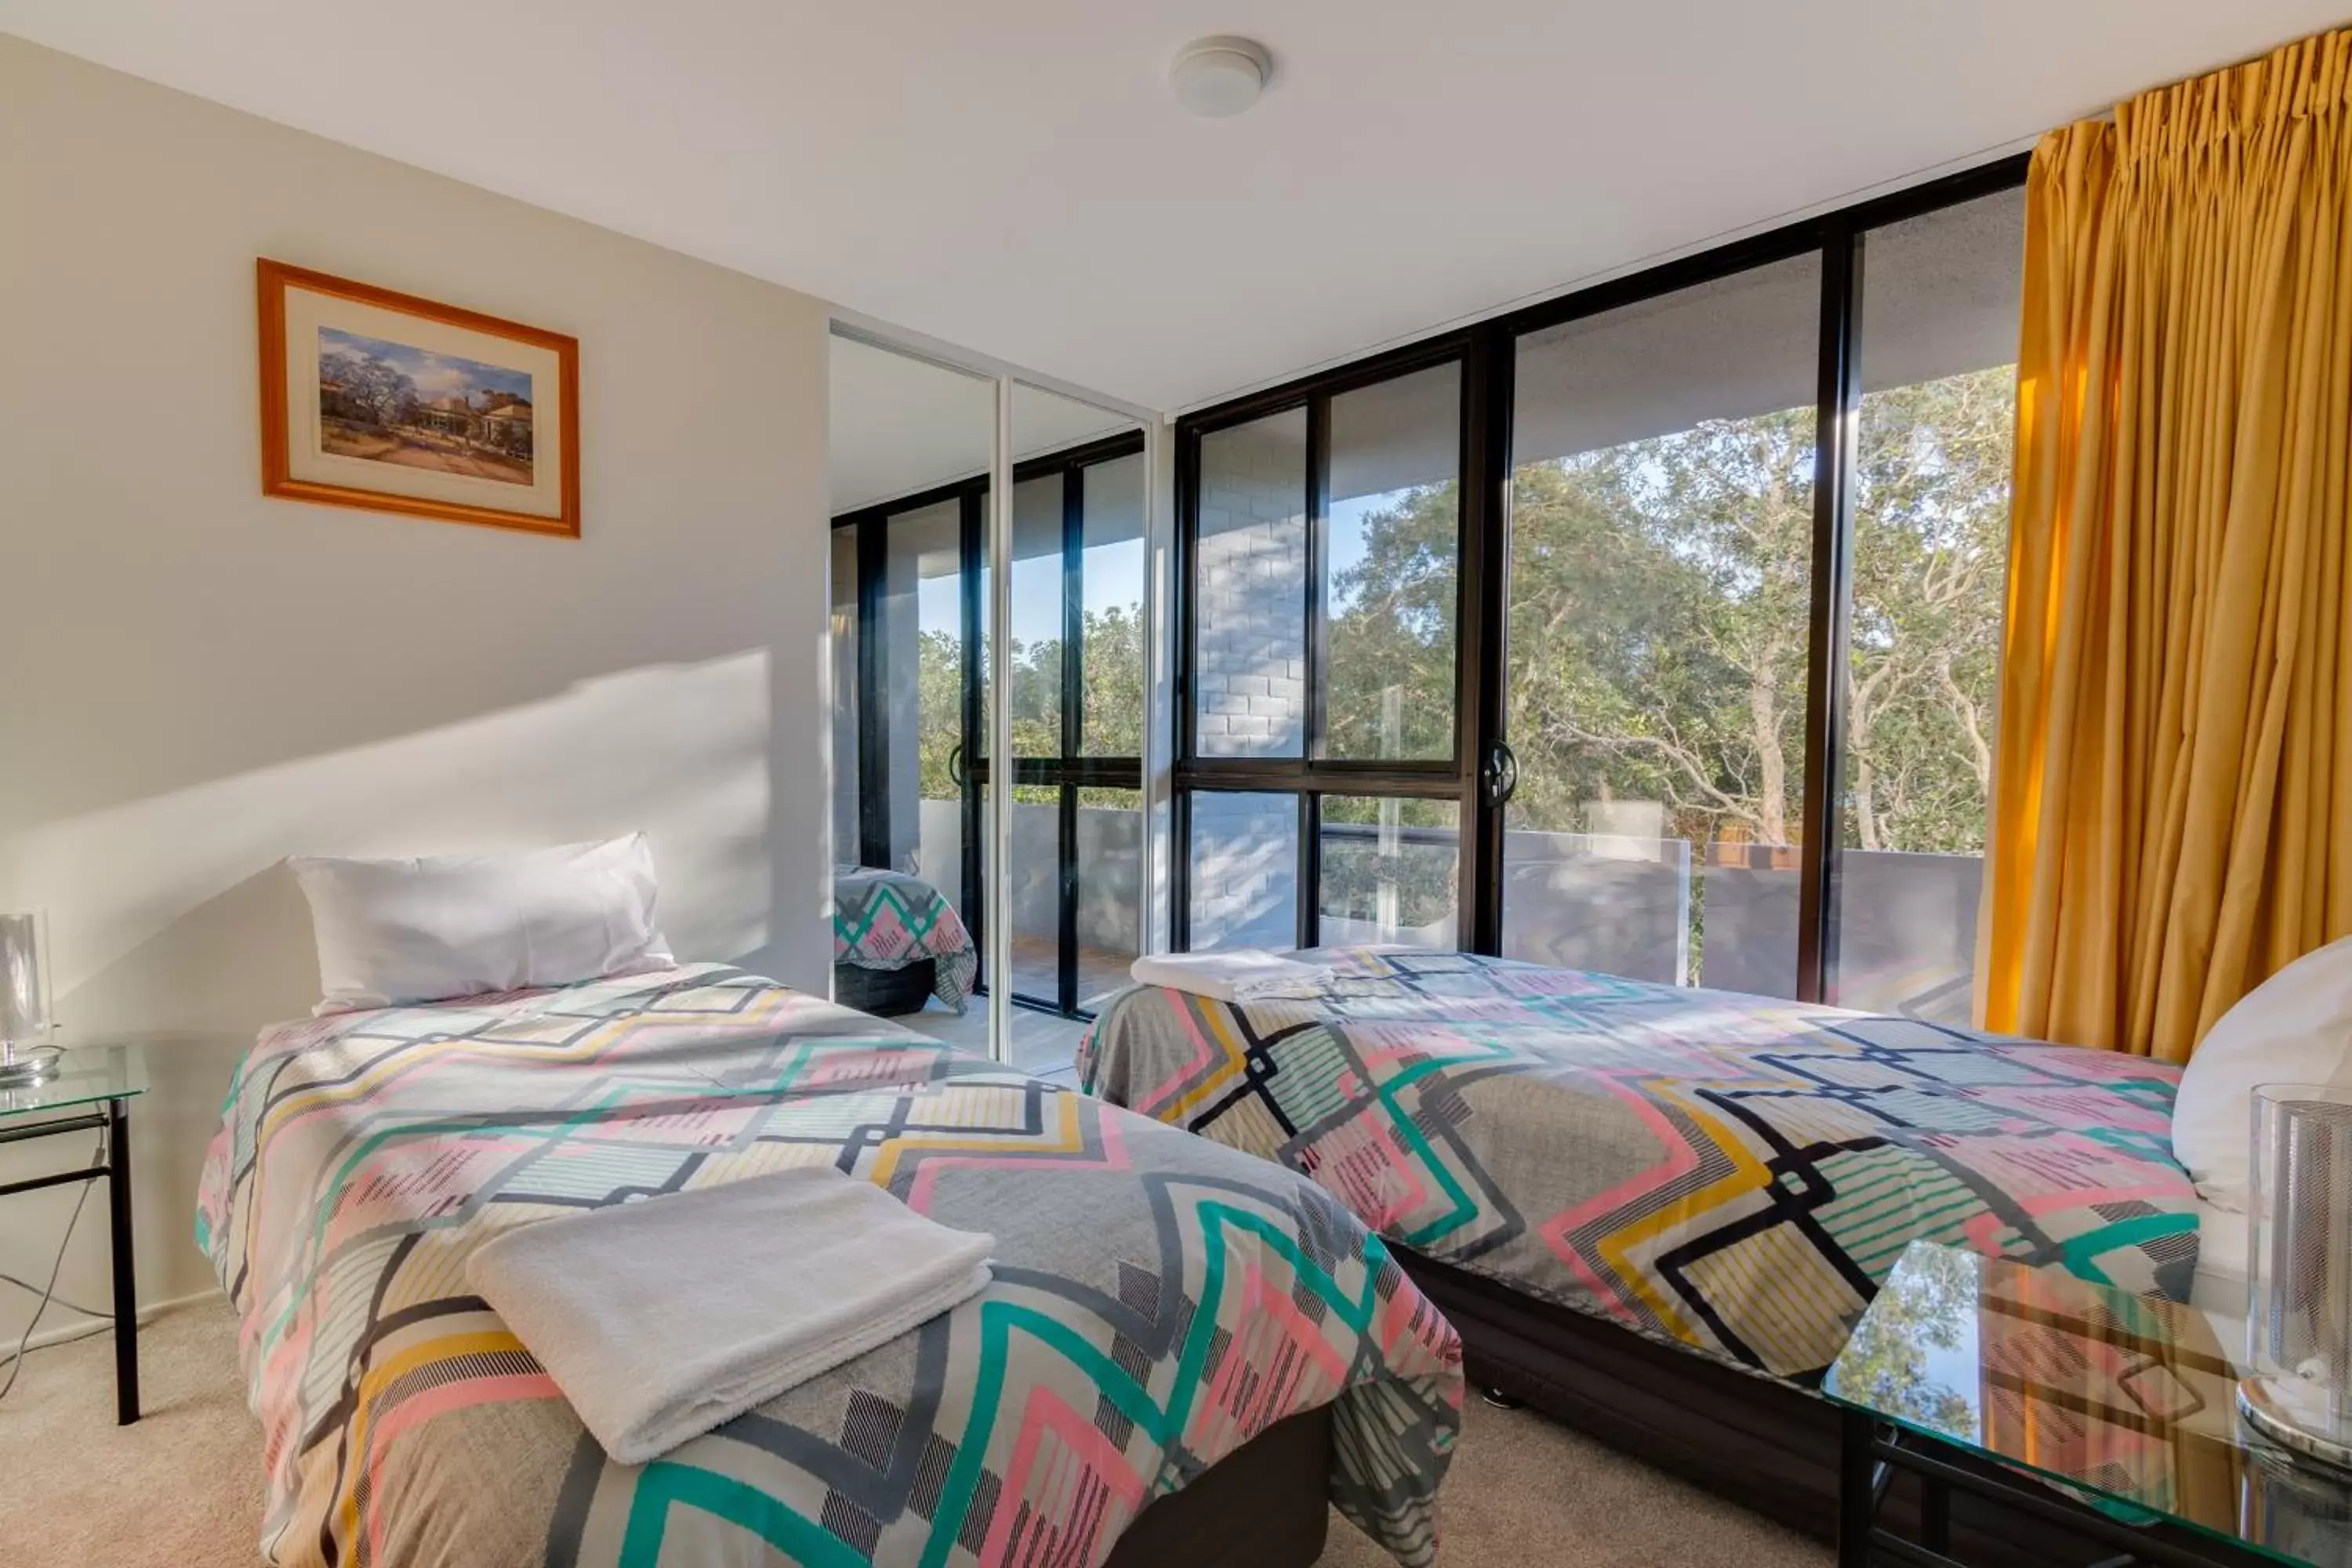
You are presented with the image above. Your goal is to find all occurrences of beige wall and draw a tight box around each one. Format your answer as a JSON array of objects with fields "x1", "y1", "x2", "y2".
[{"x1": 0, "y1": 37, "x2": 836, "y2": 1341}]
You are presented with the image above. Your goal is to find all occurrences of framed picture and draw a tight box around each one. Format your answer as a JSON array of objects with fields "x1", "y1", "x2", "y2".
[{"x1": 258, "y1": 260, "x2": 579, "y2": 537}]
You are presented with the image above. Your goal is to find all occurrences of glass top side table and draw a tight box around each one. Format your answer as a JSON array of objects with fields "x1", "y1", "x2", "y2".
[
  {"x1": 0, "y1": 1042, "x2": 147, "y2": 1424},
  {"x1": 1824, "y1": 1240, "x2": 2352, "y2": 1568}
]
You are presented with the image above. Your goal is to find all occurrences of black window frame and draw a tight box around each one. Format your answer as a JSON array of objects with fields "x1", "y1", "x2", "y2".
[
  {"x1": 1172, "y1": 153, "x2": 2032, "y2": 1004},
  {"x1": 1174, "y1": 338, "x2": 1479, "y2": 952}
]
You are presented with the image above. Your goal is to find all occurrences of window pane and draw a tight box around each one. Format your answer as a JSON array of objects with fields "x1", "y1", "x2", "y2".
[
  {"x1": 1326, "y1": 365, "x2": 1461, "y2": 760},
  {"x1": 1006, "y1": 782, "x2": 1062, "y2": 1003},
  {"x1": 1080, "y1": 455, "x2": 1146, "y2": 757},
  {"x1": 881, "y1": 498, "x2": 968, "y2": 894},
  {"x1": 1832, "y1": 190, "x2": 2024, "y2": 1022},
  {"x1": 1501, "y1": 254, "x2": 1821, "y2": 996},
  {"x1": 831, "y1": 526, "x2": 860, "y2": 860},
  {"x1": 1011, "y1": 474, "x2": 1064, "y2": 757},
  {"x1": 1319, "y1": 797, "x2": 1459, "y2": 947},
  {"x1": 1076, "y1": 786, "x2": 1144, "y2": 1009},
  {"x1": 1187, "y1": 791, "x2": 1299, "y2": 949},
  {"x1": 1195, "y1": 410, "x2": 1308, "y2": 757}
]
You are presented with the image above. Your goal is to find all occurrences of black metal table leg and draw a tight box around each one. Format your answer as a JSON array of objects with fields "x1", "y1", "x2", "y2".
[
  {"x1": 107, "y1": 1095, "x2": 139, "y2": 1425},
  {"x1": 1919, "y1": 1471, "x2": 1951, "y2": 1556},
  {"x1": 1839, "y1": 1406, "x2": 1876, "y2": 1566}
]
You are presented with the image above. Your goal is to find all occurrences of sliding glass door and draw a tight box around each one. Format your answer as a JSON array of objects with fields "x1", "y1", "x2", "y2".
[
  {"x1": 1828, "y1": 187, "x2": 2024, "y2": 1022},
  {"x1": 1173, "y1": 160, "x2": 2027, "y2": 1017},
  {"x1": 1501, "y1": 253, "x2": 1820, "y2": 996}
]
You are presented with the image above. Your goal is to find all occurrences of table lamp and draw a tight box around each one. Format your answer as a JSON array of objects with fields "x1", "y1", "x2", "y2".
[
  {"x1": 2240, "y1": 1082, "x2": 2352, "y2": 1473},
  {"x1": 0, "y1": 909, "x2": 60, "y2": 1088}
]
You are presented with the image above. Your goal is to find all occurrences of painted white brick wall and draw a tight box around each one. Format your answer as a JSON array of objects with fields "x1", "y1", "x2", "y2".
[
  {"x1": 1189, "y1": 791, "x2": 1301, "y2": 950},
  {"x1": 1194, "y1": 419, "x2": 1308, "y2": 760},
  {"x1": 1189, "y1": 418, "x2": 1313, "y2": 947}
]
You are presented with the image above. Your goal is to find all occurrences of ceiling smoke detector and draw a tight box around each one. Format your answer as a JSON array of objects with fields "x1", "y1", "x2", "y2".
[{"x1": 1169, "y1": 36, "x2": 1272, "y2": 118}]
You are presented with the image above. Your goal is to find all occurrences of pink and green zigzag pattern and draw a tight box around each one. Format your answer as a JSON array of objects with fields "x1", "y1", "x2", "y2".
[{"x1": 199, "y1": 964, "x2": 1460, "y2": 1568}]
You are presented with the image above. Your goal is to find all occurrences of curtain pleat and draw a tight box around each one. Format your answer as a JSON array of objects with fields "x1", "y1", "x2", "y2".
[{"x1": 1981, "y1": 29, "x2": 2352, "y2": 1060}]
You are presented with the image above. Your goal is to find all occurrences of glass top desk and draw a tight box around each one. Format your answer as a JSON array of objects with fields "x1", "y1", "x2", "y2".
[
  {"x1": 0, "y1": 1043, "x2": 147, "y2": 1424},
  {"x1": 1824, "y1": 1240, "x2": 2352, "y2": 1567}
]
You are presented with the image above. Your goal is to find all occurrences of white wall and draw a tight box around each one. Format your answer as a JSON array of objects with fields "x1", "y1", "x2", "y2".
[{"x1": 0, "y1": 37, "x2": 834, "y2": 1343}]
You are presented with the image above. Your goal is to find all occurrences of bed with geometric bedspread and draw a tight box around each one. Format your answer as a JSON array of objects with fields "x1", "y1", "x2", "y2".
[
  {"x1": 1080, "y1": 947, "x2": 2202, "y2": 1384},
  {"x1": 198, "y1": 964, "x2": 1461, "y2": 1568}
]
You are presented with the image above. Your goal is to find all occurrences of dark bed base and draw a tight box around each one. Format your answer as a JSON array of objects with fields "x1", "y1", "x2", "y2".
[
  {"x1": 833, "y1": 959, "x2": 936, "y2": 1017},
  {"x1": 1105, "y1": 1405, "x2": 1330, "y2": 1568},
  {"x1": 1399, "y1": 1248, "x2": 2238, "y2": 1567}
]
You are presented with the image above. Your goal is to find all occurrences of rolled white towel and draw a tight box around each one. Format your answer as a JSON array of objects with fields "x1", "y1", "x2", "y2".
[
  {"x1": 467, "y1": 1166, "x2": 993, "y2": 1464},
  {"x1": 1129, "y1": 949, "x2": 1334, "y2": 1004}
]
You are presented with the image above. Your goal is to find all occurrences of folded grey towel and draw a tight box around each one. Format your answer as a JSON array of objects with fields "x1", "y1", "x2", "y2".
[{"x1": 466, "y1": 1166, "x2": 993, "y2": 1464}]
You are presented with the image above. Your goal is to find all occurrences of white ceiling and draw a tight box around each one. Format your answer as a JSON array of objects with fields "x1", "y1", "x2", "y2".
[{"x1": 3, "y1": 2, "x2": 2342, "y2": 412}]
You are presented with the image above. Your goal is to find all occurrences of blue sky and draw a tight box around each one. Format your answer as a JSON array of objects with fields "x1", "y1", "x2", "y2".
[
  {"x1": 321, "y1": 327, "x2": 533, "y2": 404},
  {"x1": 919, "y1": 537, "x2": 1142, "y2": 649}
]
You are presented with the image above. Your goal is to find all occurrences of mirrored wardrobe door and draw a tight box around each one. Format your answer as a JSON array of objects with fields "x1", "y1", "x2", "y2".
[
  {"x1": 985, "y1": 383, "x2": 1148, "y2": 1077},
  {"x1": 826, "y1": 328, "x2": 997, "y2": 1055}
]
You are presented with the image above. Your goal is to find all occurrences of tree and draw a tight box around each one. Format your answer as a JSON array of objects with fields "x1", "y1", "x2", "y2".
[
  {"x1": 320, "y1": 349, "x2": 418, "y2": 429},
  {"x1": 910, "y1": 604, "x2": 1148, "y2": 804},
  {"x1": 1327, "y1": 492, "x2": 1459, "y2": 760},
  {"x1": 1323, "y1": 368, "x2": 2016, "y2": 863},
  {"x1": 1843, "y1": 369, "x2": 2012, "y2": 855},
  {"x1": 1824, "y1": 1242, "x2": 1982, "y2": 1432},
  {"x1": 880, "y1": 364, "x2": 2016, "y2": 957},
  {"x1": 1312, "y1": 365, "x2": 2016, "y2": 971}
]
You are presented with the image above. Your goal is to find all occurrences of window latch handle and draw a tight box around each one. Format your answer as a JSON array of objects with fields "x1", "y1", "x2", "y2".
[{"x1": 1480, "y1": 740, "x2": 1519, "y2": 808}]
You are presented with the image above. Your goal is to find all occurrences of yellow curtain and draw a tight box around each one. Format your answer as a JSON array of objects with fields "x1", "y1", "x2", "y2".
[{"x1": 1981, "y1": 28, "x2": 2352, "y2": 1061}]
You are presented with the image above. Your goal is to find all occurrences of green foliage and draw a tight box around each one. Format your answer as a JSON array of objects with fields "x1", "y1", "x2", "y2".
[
  {"x1": 1327, "y1": 492, "x2": 1459, "y2": 760},
  {"x1": 895, "y1": 367, "x2": 2013, "y2": 947},
  {"x1": 1844, "y1": 370, "x2": 2012, "y2": 855},
  {"x1": 1503, "y1": 407, "x2": 1817, "y2": 849},
  {"x1": 913, "y1": 605, "x2": 1147, "y2": 800},
  {"x1": 1829, "y1": 1244, "x2": 1983, "y2": 1434},
  {"x1": 1319, "y1": 797, "x2": 1461, "y2": 931},
  {"x1": 1323, "y1": 367, "x2": 2014, "y2": 862}
]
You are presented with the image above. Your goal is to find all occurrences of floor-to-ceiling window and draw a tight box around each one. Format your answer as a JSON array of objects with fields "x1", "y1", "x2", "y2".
[
  {"x1": 1829, "y1": 187, "x2": 2024, "y2": 1021},
  {"x1": 1504, "y1": 254, "x2": 1820, "y2": 996},
  {"x1": 1173, "y1": 160, "x2": 2027, "y2": 1014}
]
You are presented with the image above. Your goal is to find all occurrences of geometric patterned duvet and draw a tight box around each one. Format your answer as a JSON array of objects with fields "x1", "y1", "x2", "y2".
[
  {"x1": 833, "y1": 866, "x2": 980, "y2": 1014},
  {"x1": 197, "y1": 964, "x2": 1461, "y2": 1568},
  {"x1": 1080, "y1": 949, "x2": 2201, "y2": 1381}
]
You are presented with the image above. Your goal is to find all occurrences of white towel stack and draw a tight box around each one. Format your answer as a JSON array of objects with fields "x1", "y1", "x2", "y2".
[
  {"x1": 466, "y1": 1167, "x2": 993, "y2": 1464},
  {"x1": 1129, "y1": 949, "x2": 1335, "y2": 1003}
]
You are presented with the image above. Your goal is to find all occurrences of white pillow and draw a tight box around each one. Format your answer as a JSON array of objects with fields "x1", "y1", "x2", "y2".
[
  {"x1": 2171, "y1": 932, "x2": 2352, "y2": 1212},
  {"x1": 291, "y1": 835, "x2": 674, "y2": 1014}
]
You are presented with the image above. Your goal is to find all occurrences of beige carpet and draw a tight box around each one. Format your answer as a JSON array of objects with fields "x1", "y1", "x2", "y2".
[
  {"x1": 0, "y1": 1303, "x2": 266, "y2": 1568},
  {"x1": 0, "y1": 1303, "x2": 1828, "y2": 1567}
]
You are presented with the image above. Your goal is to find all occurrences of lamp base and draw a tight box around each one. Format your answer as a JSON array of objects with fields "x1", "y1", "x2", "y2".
[
  {"x1": 2241, "y1": 1375, "x2": 2352, "y2": 1475},
  {"x1": 0, "y1": 1043, "x2": 60, "y2": 1089}
]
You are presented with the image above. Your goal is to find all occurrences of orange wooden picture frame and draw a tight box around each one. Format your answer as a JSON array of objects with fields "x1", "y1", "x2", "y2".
[{"x1": 257, "y1": 259, "x2": 580, "y2": 538}]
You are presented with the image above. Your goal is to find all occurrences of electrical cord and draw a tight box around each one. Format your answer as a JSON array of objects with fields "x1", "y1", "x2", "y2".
[
  {"x1": 0, "y1": 1269, "x2": 110, "y2": 1322},
  {"x1": 0, "y1": 1130, "x2": 108, "y2": 1406}
]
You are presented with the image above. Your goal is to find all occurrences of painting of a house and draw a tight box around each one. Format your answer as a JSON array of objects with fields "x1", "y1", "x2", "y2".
[{"x1": 315, "y1": 327, "x2": 535, "y2": 486}]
